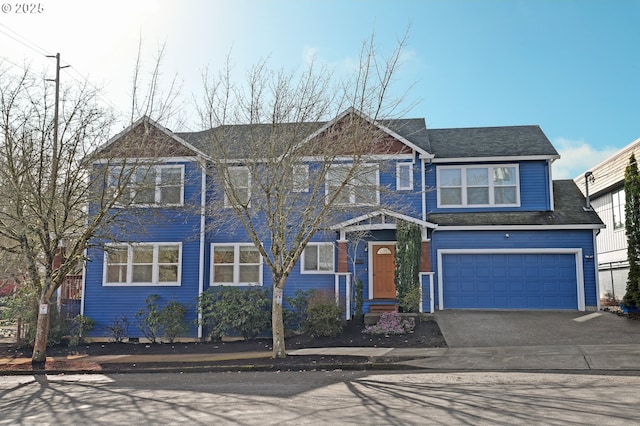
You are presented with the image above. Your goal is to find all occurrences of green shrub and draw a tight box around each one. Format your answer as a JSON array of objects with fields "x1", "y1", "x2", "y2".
[
  {"x1": 284, "y1": 289, "x2": 314, "y2": 331},
  {"x1": 68, "y1": 315, "x2": 95, "y2": 346},
  {"x1": 160, "y1": 300, "x2": 188, "y2": 343},
  {"x1": 197, "y1": 286, "x2": 271, "y2": 340},
  {"x1": 304, "y1": 290, "x2": 345, "y2": 337},
  {"x1": 398, "y1": 285, "x2": 421, "y2": 314},
  {"x1": 395, "y1": 220, "x2": 422, "y2": 313},
  {"x1": 106, "y1": 314, "x2": 129, "y2": 343},
  {"x1": 135, "y1": 294, "x2": 163, "y2": 343},
  {"x1": 3, "y1": 285, "x2": 67, "y2": 346},
  {"x1": 353, "y1": 279, "x2": 364, "y2": 321}
]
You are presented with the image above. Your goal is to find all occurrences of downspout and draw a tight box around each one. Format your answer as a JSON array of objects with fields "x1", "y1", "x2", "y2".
[
  {"x1": 593, "y1": 228, "x2": 601, "y2": 311},
  {"x1": 421, "y1": 158, "x2": 427, "y2": 221},
  {"x1": 80, "y1": 248, "x2": 87, "y2": 316},
  {"x1": 197, "y1": 161, "x2": 206, "y2": 339}
]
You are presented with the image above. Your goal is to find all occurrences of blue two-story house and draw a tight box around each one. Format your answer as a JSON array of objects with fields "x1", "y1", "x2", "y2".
[{"x1": 82, "y1": 109, "x2": 604, "y2": 340}]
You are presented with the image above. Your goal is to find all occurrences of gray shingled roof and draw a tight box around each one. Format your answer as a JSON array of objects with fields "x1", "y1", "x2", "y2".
[
  {"x1": 380, "y1": 118, "x2": 431, "y2": 152},
  {"x1": 427, "y1": 180, "x2": 604, "y2": 227},
  {"x1": 178, "y1": 118, "x2": 431, "y2": 158},
  {"x1": 176, "y1": 117, "x2": 559, "y2": 161},
  {"x1": 427, "y1": 125, "x2": 559, "y2": 159}
]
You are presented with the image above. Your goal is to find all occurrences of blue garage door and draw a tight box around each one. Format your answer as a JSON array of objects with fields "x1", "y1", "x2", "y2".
[{"x1": 442, "y1": 253, "x2": 578, "y2": 309}]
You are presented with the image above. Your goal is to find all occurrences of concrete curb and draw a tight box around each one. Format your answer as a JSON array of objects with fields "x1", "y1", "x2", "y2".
[{"x1": 2, "y1": 343, "x2": 640, "y2": 375}]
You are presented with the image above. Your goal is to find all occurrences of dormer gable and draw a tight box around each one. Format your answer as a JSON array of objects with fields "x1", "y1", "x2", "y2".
[
  {"x1": 302, "y1": 108, "x2": 433, "y2": 158},
  {"x1": 92, "y1": 116, "x2": 207, "y2": 161}
]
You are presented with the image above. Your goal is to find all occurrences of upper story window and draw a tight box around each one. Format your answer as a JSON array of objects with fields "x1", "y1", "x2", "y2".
[
  {"x1": 292, "y1": 164, "x2": 309, "y2": 192},
  {"x1": 612, "y1": 187, "x2": 625, "y2": 229},
  {"x1": 224, "y1": 167, "x2": 251, "y2": 208},
  {"x1": 437, "y1": 165, "x2": 519, "y2": 207},
  {"x1": 301, "y1": 243, "x2": 334, "y2": 273},
  {"x1": 109, "y1": 164, "x2": 184, "y2": 207},
  {"x1": 104, "y1": 243, "x2": 181, "y2": 286},
  {"x1": 326, "y1": 164, "x2": 379, "y2": 206},
  {"x1": 396, "y1": 163, "x2": 413, "y2": 190},
  {"x1": 211, "y1": 243, "x2": 262, "y2": 285}
]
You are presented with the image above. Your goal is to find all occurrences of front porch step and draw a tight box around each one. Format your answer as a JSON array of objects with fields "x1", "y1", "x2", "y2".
[{"x1": 368, "y1": 304, "x2": 398, "y2": 313}]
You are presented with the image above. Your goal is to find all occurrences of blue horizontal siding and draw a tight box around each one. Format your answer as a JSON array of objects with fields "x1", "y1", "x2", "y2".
[{"x1": 425, "y1": 160, "x2": 552, "y2": 213}]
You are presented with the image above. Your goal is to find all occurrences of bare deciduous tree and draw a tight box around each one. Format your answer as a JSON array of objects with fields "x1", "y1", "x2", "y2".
[
  {"x1": 0, "y1": 51, "x2": 180, "y2": 364},
  {"x1": 195, "y1": 33, "x2": 411, "y2": 358}
]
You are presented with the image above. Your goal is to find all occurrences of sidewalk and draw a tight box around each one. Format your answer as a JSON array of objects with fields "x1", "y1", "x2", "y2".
[
  {"x1": 2, "y1": 344, "x2": 640, "y2": 374},
  {"x1": 291, "y1": 344, "x2": 640, "y2": 370}
]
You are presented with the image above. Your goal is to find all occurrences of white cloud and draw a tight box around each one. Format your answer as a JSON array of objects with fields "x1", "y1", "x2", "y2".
[
  {"x1": 302, "y1": 46, "x2": 319, "y2": 67},
  {"x1": 553, "y1": 137, "x2": 619, "y2": 180}
]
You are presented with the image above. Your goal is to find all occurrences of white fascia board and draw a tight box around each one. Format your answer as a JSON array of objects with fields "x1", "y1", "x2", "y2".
[
  {"x1": 300, "y1": 154, "x2": 415, "y2": 162},
  {"x1": 92, "y1": 156, "x2": 200, "y2": 165},
  {"x1": 431, "y1": 155, "x2": 560, "y2": 163}
]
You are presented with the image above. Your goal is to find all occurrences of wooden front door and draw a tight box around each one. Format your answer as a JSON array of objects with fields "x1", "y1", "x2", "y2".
[{"x1": 372, "y1": 244, "x2": 396, "y2": 299}]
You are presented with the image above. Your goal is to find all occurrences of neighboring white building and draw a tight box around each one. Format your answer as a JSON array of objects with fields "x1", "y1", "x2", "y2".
[{"x1": 575, "y1": 137, "x2": 640, "y2": 301}]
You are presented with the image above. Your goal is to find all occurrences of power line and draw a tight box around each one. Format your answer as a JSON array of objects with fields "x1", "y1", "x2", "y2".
[
  {"x1": 0, "y1": 22, "x2": 49, "y2": 57},
  {"x1": 0, "y1": 22, "x2": 129, "y2": 120}
]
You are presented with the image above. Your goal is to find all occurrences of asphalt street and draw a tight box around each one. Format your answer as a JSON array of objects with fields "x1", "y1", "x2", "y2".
[{"x1": 1, "y1": 371, "x2": 639, "y2": 425}]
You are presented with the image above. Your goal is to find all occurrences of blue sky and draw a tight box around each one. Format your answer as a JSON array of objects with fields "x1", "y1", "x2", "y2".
[{"x1": 1, "y1": 0, "x2": 638, "y2": 179}]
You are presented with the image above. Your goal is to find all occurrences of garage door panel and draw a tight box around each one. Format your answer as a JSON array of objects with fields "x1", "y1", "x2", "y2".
[{"x1": 442, "y1": 253, "x2": 577, "y2": 309}]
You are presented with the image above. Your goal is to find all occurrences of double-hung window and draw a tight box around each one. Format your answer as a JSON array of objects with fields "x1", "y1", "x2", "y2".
[
  {"x1": 109, "y1": 164, "x2": 184, "y2": 206},
  {"x1": 104, "y1": 243, "x2": 181, "y2": 286},
  {"x1": 396, "y1": 163, "x2": 413, "y2": 190},
  {"x1": 326, "y1": 164, "x2": 379, "y2": 206},
  {"x1": 224, "y1": 167, "x2": 251, "y2": 208},
  {"x1": 437, "y1": 165, "x2": 519, "y2": 207},
  {"x1": 292, "y1": 165, "x2": 309, "y2": 192},
  {"x1": 211, "y1": 243, "x2": 262, "y2": 285},
  {"x1": 301, "y1": 243, "x2": 334, "y2": 273}
]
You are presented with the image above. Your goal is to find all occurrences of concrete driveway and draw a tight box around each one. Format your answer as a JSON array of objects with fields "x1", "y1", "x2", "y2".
[{"x1": 434, "y1": 310, "x2": 640, "y2": 348}]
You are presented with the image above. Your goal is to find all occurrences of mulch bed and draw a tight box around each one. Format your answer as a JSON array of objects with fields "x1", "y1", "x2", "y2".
[{"x1": 0, "y1": 317, "x2": 446, "y2": 372}]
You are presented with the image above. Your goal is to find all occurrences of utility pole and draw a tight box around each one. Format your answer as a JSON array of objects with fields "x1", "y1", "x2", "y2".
[
  {"x1": 32, "y1": 53, "x2": 70, "y2": 366},
  {"x1": 45, "y1": 53, "x2": 69, "y2": 178}
]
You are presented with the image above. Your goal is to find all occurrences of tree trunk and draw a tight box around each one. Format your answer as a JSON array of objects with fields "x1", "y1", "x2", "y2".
[
  {"x1": 272, "y1": 285, "x2": 286, "y2": 358},
  {"x1": 31, "y1": 297, "x2": 50, "y2": 367}
]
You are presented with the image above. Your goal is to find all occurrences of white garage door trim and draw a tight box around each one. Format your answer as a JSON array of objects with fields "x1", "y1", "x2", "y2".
[{"x1": 437, "y1": 248, "x2": 585, "y2": 311}]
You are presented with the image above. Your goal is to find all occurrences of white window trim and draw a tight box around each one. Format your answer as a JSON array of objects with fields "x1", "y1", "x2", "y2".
[
  {"x1": 210, "y1": 243, "x2": 263, "y2": 286},
  {"x1": 111, "y1": 164, "x2": 185, "y2": 207},
  {"x1": 612, "y1": 187, "x2": 625, "y2": 230},
  {"x1": 325, "y1": 163, "x2": 380, "y2": 206},
  {"x1": 224, "y1": 166, "x2": 251, "y2": 208},
  {"x1": 301, "y1": 242, "x2": 335, "y2": 274},
  {"x1": 436, "y1": 164, "x2": 520, "y2": 208},
  {"x1": 396, "y1": 162, "x2": 413, "y2": 190},
  {"x1": 103, "y1": 243, "x2": 182, "y2": 287}
]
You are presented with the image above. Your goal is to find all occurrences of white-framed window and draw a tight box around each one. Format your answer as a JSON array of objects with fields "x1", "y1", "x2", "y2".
[
  {"x1": 612, "y1": 187, "x2": 625, "y2": 229},
  {"x1": 326, "y1": 164, "x2": 379, "y2": 206},
  {"x1": 292, "y1": 164, "x2": 309, "y2": 192},
  {"x1": 211, "y1": 243, "x2": 262, "y2": 285},
  {"x1": 396, "y1": 162, "x2": 413, "y2": 190},
  {"x1": 224, "y1": 167, "x2": 251, "y2": 208},
  {"x1": 437, "y1": 165, "x2": 519, "y2": 207},
  {"x1": 108, "y1": 164, "x2": 184, "y2": 206},
  {"x1": 301, "y1": 243, "x2": 334, "y2": 273},
  {"x1": 104, "y1": 243, "x2": 182, "y2": 286}
]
